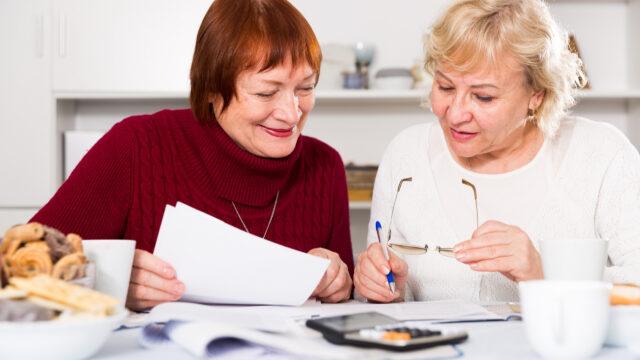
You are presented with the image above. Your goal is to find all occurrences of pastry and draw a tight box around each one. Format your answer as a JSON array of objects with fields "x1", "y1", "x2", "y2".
[
  {"x1": 52, "y1": 253, "x2": 86, "y2": 281},
  {"x1": 5, "y1": 246, "x2": 53, "y2": 278},
  {"x1": 611, "y1": 284, "x2": 640, "y2": 305},
  {"x1": 10, "y1": 275, "x2": 119, "y2": 316}
]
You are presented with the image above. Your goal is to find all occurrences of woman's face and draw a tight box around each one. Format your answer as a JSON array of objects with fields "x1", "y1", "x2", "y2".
[
  {"x1": 430, "y1": 55, "x2": 544, "y2": 160},
  {"x1": 214, "y1": 60, "x2": 316, "y2": 158}
]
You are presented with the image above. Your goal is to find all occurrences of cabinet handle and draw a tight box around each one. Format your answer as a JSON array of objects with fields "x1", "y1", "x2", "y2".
[
  {"x1": 58, "y1": 12, "x2": 67, "y2": 58},
  {"x1": 36, "y1": 13, "x2": 44, "y2": 58}
]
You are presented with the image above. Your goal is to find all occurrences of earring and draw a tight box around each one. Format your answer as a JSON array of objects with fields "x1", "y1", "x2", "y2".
[{"x1": 527, "y1": 108, "x2": 536, "y2": 122}]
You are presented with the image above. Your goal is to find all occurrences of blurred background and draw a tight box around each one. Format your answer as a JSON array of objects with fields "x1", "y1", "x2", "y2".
[{"x1": 1, "y1": 0, "x2": 639, "y2": 258}]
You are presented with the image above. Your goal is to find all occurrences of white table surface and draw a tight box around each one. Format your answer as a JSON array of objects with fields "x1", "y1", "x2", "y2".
[{"x1": 93, "y1": 320, "x2": 637, "y2": 359}]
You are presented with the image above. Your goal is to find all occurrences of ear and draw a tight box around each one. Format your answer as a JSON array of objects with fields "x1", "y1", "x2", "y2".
[
  {"x1": 208, "y1": 94, "x2": 223, "y2": 118},
  {"x1": 529, "y1": 90, "x2": 545, "y2": 111}
]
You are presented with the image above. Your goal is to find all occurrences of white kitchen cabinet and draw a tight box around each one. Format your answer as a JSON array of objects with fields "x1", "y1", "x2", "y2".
[
  {"x1": 52, "y1": 0, "x2": 211, "y2": 94},
  {"x1": 0, "y1": 0, "x2": 56, "y2": 209}
]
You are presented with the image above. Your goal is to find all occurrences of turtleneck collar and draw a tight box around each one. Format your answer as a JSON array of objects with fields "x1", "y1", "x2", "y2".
[{"x1": 191, "y1": 114, "x2": 303, "y2": 207}]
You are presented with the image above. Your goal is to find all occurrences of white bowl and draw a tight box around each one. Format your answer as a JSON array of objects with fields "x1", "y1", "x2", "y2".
[
  {"x1": 0, "y1": 309, "x2": 127, "y2": 360},
  {"x1": 606, "y1": 305, "x2": 640, "y2": 347}
]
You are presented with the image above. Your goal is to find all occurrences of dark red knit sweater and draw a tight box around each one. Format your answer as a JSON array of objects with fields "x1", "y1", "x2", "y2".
[{"x1": 32, "y1": 109, "x2": 354, "y2": 275}]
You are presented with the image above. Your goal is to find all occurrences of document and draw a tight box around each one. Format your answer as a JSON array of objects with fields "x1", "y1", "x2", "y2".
[
  {"x1": 140, "y1": 320, "x2": 462, "y2": 360},
  {"x1": 153, "y1": 202, "x2": 330, "y2": 306}
]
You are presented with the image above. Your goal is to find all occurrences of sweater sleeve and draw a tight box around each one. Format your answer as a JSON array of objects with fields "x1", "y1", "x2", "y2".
[
  {"x1": 325, "y1": 151, "x2": 354, "y2": 277},
  {"x1": 596, "y1": 141, "x2": 640, "y2": 285},
  {"x1": 30, "y1": 121, "x2": 133, "y2": 239}
]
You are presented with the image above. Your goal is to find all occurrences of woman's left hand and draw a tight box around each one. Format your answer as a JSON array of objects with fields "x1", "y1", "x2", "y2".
[
  {"x1": 308, "y1": 248, "x2": 352, "y2": 303},
  {"x1": 453, "y1": 220, "x2": 543, "y2": 282}
]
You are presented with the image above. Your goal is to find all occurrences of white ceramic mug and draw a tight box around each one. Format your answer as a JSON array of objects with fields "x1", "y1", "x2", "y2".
[
  {"x1": 520, "y1": 280, "x2": 611, "y2": 359},
  {"x1": 539, "y1": 238, "x2": 607, "y2": 281},
  {"x1": 82, "y1": 240, "x2": 136, "y2": 307}
]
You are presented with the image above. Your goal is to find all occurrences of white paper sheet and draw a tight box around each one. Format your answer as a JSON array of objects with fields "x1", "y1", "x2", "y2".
[
  {"x1": 146, "y1": 299, "x2": 503, "y2": 331},
  {"x1": 153, "y1": 202, "x2": 330, "y2": 306}
]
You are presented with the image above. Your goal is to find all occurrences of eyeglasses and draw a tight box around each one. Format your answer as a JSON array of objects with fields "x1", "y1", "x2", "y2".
[{"x1": 386, "y1": 177, "x2": 478, "y2": 258}]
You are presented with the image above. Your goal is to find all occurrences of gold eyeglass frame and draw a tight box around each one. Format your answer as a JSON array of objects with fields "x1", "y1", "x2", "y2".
[{"x1": 386, "y1": 178, "x2": 478, "y2": 258}]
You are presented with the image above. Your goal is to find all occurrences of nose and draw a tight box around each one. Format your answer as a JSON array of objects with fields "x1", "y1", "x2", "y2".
[
  {"x1": 273, "y1": 92, "x2": 301, "y2": 124},
  {"x1": 446, "y1": 94, "x2": 473, "y2": 125}
]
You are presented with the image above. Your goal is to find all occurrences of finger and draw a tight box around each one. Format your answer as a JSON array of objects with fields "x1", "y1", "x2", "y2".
[
  {"x1": 318, "y1": 263, "x2": 351, "y2": 302},
  {"x1": 469, "y1": 256, "x2": 514, "y2": 273},
  {"x1": 455, "y1": 244, "x2": 513, "y2": 264},
  {"x1": 128, "y1": 283, "x2": 182, "y2": 304},
  {"x1": 454, "y1": 232, "x2": 512, "y2": 253},
  {"x1": 133, "y1": 249, "x2": 176, "y2": 279},
  {"x1": 130, "y1": 268, "x2": 185, "y2": 296},
  {"x1": 388, "y1": 251, "x2": 408, "y2": 278},
  {"x1": 314, "y1": 257, "x2": 340, "y2": 296},
  {"x1": 366, "y1": 243, "x2": 392, "y2": 275},
  {"x1": 361, "y1": 253, "x2": 390, "y2": 285},
  {"x1": 354, "y1": 271, "x2": 395, "y2": 303},
  {"x1": 471, "y1": 220, "x2": 510, "y2": 238},
  {"x1": 356, "y1": 264, "x2": 395, "y2": 300},
  {"x1": 127, "y1": 299, "x2": 164, "y2": 311}
]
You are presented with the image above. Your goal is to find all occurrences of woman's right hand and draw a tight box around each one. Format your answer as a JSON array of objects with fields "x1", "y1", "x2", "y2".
[
  {"x1": 354, "y1": 243, "x2": 408, "y2": 303},
  {"x1": 126, "y1": 249, "x2": 185, "y2": 311}
]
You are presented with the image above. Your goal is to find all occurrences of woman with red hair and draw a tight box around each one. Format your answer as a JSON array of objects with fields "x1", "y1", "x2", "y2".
[{"x1": 32, "y1": 0, "x2": 353, "y2": 310}]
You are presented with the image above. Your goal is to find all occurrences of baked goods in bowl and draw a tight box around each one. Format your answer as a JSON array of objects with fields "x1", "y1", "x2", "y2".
[
  {"x1": 1, "y1": 223, "x2": 90, "y2": 285},
  {"x1": 0, "y1": 274, "x2": 125, "y2": 360}
]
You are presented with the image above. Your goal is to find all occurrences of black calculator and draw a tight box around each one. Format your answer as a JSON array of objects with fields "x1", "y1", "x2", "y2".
[{"x1": 306, "y1": 312, "x2": 468, "y2": 351}]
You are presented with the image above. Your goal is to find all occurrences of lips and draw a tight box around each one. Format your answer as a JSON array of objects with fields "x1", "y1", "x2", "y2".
[
  {"x1": 260, "y1": 125, "x2": 296, "y2": 138},
  {"x1": 450, "y1": 128, "x2": 478, "y2": 142}
]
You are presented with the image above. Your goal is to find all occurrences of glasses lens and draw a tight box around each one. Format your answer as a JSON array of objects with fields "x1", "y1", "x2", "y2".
[
  {"x1": 388, "y1": 243, "x2": 427, "y2": 255},
  {"x1": 436, "y1": 246, "x2": 456, "y2": 258}
]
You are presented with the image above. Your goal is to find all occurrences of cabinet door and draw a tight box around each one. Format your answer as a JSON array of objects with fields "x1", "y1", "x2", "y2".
[
  {"x1": 52, "y1": 0, "x2": 211, "y2": 93},
  {"x1": 0, "y1": 0, "x2": 56, "y2": 207}
]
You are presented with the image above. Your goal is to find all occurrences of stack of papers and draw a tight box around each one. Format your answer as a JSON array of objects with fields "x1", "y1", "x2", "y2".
[{"x1": 153, "y1": 202, "x2": 330, "y2": 306}]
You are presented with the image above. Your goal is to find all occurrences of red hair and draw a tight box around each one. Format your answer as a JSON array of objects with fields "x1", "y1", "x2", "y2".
[{"x1": 190, "y1": 0, "x2": 322, "y2": 124}]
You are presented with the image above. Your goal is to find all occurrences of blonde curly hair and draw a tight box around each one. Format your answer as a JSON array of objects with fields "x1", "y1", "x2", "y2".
[{"x1": 424, "y1": 0, "x2": 587, "y2": 137}]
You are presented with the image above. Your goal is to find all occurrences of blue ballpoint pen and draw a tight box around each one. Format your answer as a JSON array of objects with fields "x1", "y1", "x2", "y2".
[{"x1": 375, "y1": 221, "x2": 395, "y2": 294}]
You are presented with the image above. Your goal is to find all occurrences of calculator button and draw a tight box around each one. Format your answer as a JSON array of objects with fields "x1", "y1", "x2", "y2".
[{"x1": 382, "y1": 331, "x2": 411, "y2": 341}]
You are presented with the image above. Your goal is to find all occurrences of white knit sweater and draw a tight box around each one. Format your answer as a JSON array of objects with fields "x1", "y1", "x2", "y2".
[{"x1": 366, "y1": 117, "x2": 640, "y2": 302}]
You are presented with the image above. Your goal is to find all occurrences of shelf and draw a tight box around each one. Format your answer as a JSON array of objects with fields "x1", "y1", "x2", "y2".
[
  {"x1": 349, "y1": 201, "x2": 371, "y2": 210},
  {"x1": 53, "y1": 89, "x2": 640, "y2": 102}
]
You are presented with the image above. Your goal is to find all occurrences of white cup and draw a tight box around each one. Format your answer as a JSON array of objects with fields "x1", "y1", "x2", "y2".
[
  {"x1": 520, "y1": 280, "x2": 612, "y2": 359},
  {"x1": 82, "y1": 240, "x2": 135, "y2": 307},
  {"x1": 539, "y1": 238, "x2": 607, "y2": 281}
]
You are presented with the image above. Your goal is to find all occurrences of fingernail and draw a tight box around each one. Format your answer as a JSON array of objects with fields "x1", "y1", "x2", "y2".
[
  {"x1": 382, "y1": 267, "x2": 390, "y2": 275},
  {"x1": 455, "y1": 252, "x2": 466, "y2": 260},
  {"x1": 453, "y1": 245, "x2": 462, "y2": 252},
  {"x1": 470, "y1": 263, "x2": 479, "y2": 269}
]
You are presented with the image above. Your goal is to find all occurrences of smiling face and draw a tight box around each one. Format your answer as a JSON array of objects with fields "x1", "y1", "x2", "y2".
[
  {"x1": 213, "y1": 60, "x2": 317, "y2": 158},
  {"x1": 430, "y1": 54, "x2": 544, "y2": 164}
]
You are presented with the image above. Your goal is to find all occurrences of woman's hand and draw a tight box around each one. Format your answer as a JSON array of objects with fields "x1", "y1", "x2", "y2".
[
  {"x1": 126, "y1": 249, "x2": 185, "y2": 311},
  {"x1": 308, "y1": 248, "x2": 352, "y2": 303},
  {"x1": 453, "y1": 220, "x2": 543, "y2": 282},
  {"x1": 354, "y1": 243, "x2": 408, "y2": 303}
]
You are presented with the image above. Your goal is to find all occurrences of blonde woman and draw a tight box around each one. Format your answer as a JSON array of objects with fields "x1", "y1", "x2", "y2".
[{"x1": 354, "y1": 0, "x2": 640, "y2": 303}]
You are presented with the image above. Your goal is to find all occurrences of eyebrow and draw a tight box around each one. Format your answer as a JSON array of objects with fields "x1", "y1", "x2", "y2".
[
  {"x1": 435, "y1": 71, "x2": 499, "y2": 90},
  {"x1": 260, "y1": 73, "x2": 316, "y2": 85}
]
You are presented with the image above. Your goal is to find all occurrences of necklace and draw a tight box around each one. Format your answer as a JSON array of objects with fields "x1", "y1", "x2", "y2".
[{"x1": 231, "y1": 190, "x2": 280, "y2": 239}]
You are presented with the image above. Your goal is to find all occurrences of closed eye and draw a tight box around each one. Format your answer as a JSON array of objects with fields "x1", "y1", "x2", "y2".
[{"x1": 475, "y1": 94, "x2": 494, "y2": 102}]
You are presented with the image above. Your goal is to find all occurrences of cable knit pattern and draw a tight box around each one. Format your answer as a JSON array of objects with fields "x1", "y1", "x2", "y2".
[
  {"x1": 32, "y1": 109, "x2": 354, "y2": 275},
  {"x1": 367, "y1": 117, "x2": 640, "y2": 302}
]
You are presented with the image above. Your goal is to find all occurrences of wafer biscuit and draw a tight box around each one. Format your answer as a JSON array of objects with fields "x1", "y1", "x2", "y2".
[
  {"x1": 0, "y1": 286, "x2": 27, "y2": 300},
  {"x1": 10, "y1": 275, "x2": 119, "y2": 316}
]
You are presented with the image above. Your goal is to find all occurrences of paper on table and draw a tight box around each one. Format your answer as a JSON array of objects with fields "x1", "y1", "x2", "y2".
[
  {"x1": 153, "y1": 202, "x2": 330, "y2": 306},
  {"x1": 141, "y1": 320, "x2": 462, "y2": 360},
  {"x1": 147, "y1": 299, "x2": 503, "y2": 330}
]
